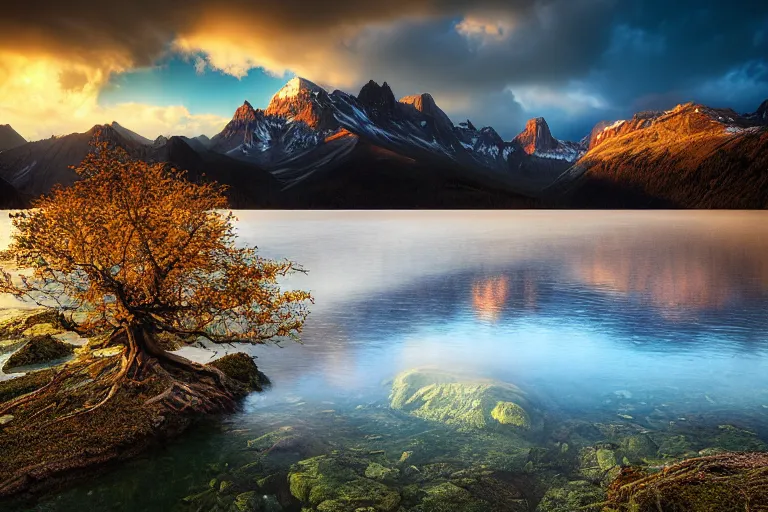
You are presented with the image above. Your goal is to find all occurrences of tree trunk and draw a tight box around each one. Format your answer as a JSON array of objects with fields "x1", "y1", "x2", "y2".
[{"x1": 124, "y1": 323, "x2": 240, "y2": 414}]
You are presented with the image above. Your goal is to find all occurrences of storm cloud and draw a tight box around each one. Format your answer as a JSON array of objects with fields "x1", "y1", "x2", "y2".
[{"x1": 3, "y1": 0, "x2": 768, "y2": 140}]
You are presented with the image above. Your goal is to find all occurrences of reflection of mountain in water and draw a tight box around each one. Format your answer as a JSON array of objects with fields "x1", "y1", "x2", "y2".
[
  {"x1": 570, "y1": 231, "x2": 768, "y2": 316},
  {"x1": 471, "y1": 272, "x2": 540, "y2": 321},
  {"x1": 471, "y1": 276, "x2": 509, "y2": 321}
]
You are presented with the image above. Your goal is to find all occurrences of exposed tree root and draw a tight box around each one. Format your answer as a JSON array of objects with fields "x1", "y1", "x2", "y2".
[
  {"x1": 0, "y1": 327, "x2": 257, "y2": 499},
  {"x1": 606, "y1": 452, "x2": 768, "y2": 511}
]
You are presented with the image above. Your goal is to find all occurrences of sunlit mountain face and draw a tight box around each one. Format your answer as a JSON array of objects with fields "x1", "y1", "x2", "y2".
[{"x1": 2, "y1": 1, "x2": 767, "y2": 144}]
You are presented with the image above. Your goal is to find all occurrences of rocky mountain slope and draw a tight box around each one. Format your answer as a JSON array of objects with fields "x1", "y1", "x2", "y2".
[
  {"x1": 548, "y1": 101, "x2": 768, "y2": 208},
  {"x1": 109, "y1": 122, "x2": 153, "y2": 145},
  {"x1": 208, "y1": 77, "x2": 583, "y2": 184},
  {"x1": 0, "y1": 125, "x2": 26, "y2": 152},
  {"x1": 3, "y1": 75, "x2": 765, "y2": 209},
  {"x1": 0, "y1": 125, "x2": 148, "y2": 197}
]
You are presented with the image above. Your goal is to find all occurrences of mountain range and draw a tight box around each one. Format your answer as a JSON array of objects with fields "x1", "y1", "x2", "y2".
[{"x1": 0, "y1": 77, "x2": 766, "y2": 209}]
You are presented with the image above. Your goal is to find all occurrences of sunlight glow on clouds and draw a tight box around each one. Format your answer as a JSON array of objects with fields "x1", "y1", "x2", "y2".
[{"x1": 0, "y1": 52, "x2": 228, "y2": 141}]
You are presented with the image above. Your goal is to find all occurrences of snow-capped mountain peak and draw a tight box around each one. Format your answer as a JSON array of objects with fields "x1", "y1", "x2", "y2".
[{"x1": 270, "y1": 77, "x2": 325, "y2": 103}]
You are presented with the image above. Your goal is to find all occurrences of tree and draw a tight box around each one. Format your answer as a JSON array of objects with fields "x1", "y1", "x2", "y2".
[{"x1": 0, "y1": 137, "x2": 312, "y2": 416}]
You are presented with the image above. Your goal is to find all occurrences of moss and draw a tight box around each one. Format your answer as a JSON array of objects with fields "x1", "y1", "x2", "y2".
[
  {"x1": 288, "y1": 454, "x2": 400, "y2": 511},
  {"x1": 535, "y1": 480, "x2": 605, "y2": 512},
  {"x1": 208, "y1": 352, "x2": 269, "y2": 392},
  {"x1": 364, "y1": 462, "x2": 398, "y2": 481},
  {"x1": 0, "y1": 368, "x2": 56, "y2": 404},
  {"x1": 654, "y1": 434, "x2": 696, "y2": 458},
  {"x1": 596, "y1": 449, "x2": 617, "y2": 471},
  {"x1": 2, "y1": 335, "x2": 73, "y2": 372},
  {"x1": 389, "y1": 369, "x2": 537, "y2": 432},
  {"x1": 234, "y1": 491, "x2": 258, "y2": 511},
  {"x1": 619, "y1": 435, "x2": 658, "y2": 463},
  {"x1": 421, "y1": 482, "x2": 488, "y2": 512},
  {"x1": 711, "y1": 424, "x2": 768, "y2": 452},
  {"x1": 247, "y1": 426, "x2": 296, "y2": 450},
  {"x1": 606, "y1": 452, "x2": 768, "y2": 511},
  {"x1": 490, "y1": 401, "x2": 531, "y2": 429}
]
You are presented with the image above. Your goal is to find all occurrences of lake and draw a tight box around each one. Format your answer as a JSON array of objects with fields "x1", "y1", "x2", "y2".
[{"x1": 4, "y1": 210, "x2": 768, "y2": 511}]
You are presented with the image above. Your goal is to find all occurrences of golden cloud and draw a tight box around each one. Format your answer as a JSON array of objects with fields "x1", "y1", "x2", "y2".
[{"x1": 0, "y1": 51, "x2": 228, "y2": 141}]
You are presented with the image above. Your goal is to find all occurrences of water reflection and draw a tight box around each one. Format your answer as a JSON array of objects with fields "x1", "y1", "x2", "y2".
[{"x1": 471, "y1": 275, "x2": 510, "y2": 320}]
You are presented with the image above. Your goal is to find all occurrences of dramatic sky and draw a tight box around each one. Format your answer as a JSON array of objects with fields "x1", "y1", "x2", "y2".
[{"x1": 3, "y1": 0, "x2": 768, "y2": 142}]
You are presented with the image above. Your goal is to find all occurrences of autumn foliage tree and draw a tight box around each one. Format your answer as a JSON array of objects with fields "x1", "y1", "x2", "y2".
[{"x1": 0, "y1": 139, "x2": 311, "y2": 415}]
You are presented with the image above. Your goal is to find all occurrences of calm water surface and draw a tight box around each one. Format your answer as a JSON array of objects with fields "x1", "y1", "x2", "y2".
[{"x1": 4, "y1": 211, "x2": 768, "y2": 511}]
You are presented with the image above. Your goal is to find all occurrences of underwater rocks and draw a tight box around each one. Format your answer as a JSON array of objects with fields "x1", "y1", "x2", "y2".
[
  {"x1": 389, "y1": 369, "x2": 539, "y2": 432},
  {"x1": 288, "y1": 454, "x2": 401, "y2": 511},
  {"x1": 285, "y1": 452, "x2": 533, "y2": 512},
  {"x1": 606, "y1": 452, "x2": 768, "y2": 511},
  {"x1": 535, "y1": 480, "x2": 605, "y2": 512},
  {"x1": 2, "y1": 335, "x2": 74, "y2": 372}
]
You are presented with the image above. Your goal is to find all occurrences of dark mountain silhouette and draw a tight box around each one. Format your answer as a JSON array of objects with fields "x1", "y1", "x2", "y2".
[{"x1": 0, "y1": 125, "x2": 27, "y2": 152}]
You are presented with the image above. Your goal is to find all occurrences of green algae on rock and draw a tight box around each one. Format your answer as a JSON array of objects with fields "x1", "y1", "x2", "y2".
[
  {"x1": 491, "y1": 401, "x2": 532, "y2": 429},
  {"x1": 389, "y1": 369, "x2": 538, "y2": 432},
  {"x1": 535, "y1": 480, "x2": 605, "y2": 512},
  {"x1": 288, "y1": 454, "x2": 401, "y2": 511},
  {"x1": 2, "y1": 335, "x2": 74, "y2": 372}
]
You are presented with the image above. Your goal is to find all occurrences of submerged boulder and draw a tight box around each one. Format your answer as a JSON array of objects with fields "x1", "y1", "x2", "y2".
[
  {"x1": 535, "y1": 480, "x2": 605, "y2": 512},
  {"x1": 389, "y1": 369, "x2": 539, "y2": 432},
  {"x1": 288, "y1": 454, "x2": 401, "y2": 511},
  {"x1": 2, "y1": 335, "x2": 74, "y2": 372}
]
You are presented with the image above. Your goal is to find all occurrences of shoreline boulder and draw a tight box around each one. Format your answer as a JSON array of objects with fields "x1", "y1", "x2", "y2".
[{"x1": 2, "y1": 335, "x2": 74, "y2": 373}]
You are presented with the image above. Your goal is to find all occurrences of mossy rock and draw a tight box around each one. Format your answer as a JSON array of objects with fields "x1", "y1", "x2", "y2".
[
  {"x1": 247, "y1": 426, "x2": 298, "y2": 451},
  {"x1": 364, "y1": 462, "x2": 399, "y2": 481},
  {"x1": 578, "y1": 447, "x2": 620, "y2": 484},
  {"x1": 2, "y1": 335, "x2": 74, "y2": 372},
  {"x1": 606, "y1": 452, "x2": 768, "y2": 511},
  {"x1": 654, "y1": 433, "x2": 696, "y2": 458},
  {"x1": 0, "y1": 368, "x2": 56, "y2": 404},
  {"x1": 619, "y1": 434, "x2": 659, "y2": 464},
  {"x1": 711, "y1": 424, "x2": 768, "y2": 452},
  {"x1": 389, "y1": 369, "x2": 539, "y2": 433},
  {"x1": 208, "y1": 353, "x2": 269, "y2": 392},
  {"x1": 0, "y1": 310, "x2": 67, "y2": 340},
  {"x1": 420, "y1": 482, "x2": 490, "y2": 512},
  {"x1": 288, "y1": 454, "x2": 400, "y2": 511},
  {"x1": 535, "y1": 480, "x2": 605, "y2": 512}
]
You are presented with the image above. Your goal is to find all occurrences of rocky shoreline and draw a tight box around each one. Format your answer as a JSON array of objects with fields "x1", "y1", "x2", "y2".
[{"x1": 0, "y1": 310, "x2": 268, "y2": 500}]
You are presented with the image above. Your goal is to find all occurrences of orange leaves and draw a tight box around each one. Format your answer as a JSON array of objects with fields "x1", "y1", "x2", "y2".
[{"x1": 3, "y1": 140, "x2": 312, "y2": 344}]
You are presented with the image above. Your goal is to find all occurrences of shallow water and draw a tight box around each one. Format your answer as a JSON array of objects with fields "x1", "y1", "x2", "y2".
[{"x1": 4, "y1": 210, "x2": 768, "y2": 511}]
